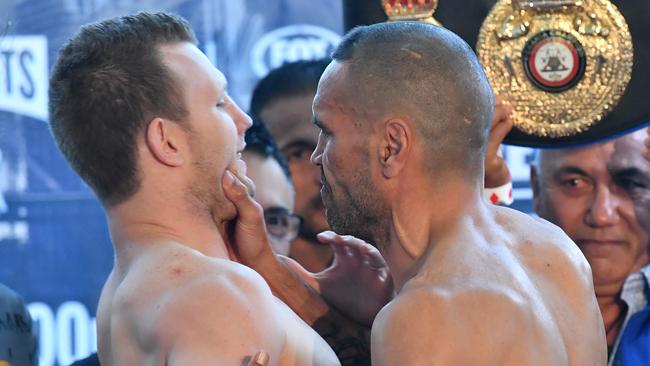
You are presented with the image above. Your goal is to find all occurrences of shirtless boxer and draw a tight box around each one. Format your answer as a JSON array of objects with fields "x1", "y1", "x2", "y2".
[
  {"x1": 307, "y1": 22, "x2": 606, "y2": 365},
  {"x1": 48, "y1": 12, "x2": 338, "y2": 366}
]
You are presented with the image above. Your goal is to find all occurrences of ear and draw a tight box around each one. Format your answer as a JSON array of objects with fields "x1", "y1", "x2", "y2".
[
  {"x1": 378, "y1": 119, "x2": 410, "y2": 178},
  {"x1": 530, "y1": 165, "x2": 543, "y2": 214},
  {"x1": 144, "y1": 118, "x2": 185, "y2": 167}
]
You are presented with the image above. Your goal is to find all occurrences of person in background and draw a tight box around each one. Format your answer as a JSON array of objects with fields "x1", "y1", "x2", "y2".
[
  {"x1": 242, "y1": 118, "x2": 300, "y2": 256},
  {"x1": 250, "y1": 60, "x2": 334, "y2": 272},
  {"x1": 532, "y1": 127, "x2": 650, "y2": 365},
  {"x1": 0, "y1": 283, "x2": 38, "y2": 366}
]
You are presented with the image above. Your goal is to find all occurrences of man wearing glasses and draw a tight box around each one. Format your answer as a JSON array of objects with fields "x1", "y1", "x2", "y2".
[{"x1": 242, "y1": 118, "x2": 302, "y2": 256}]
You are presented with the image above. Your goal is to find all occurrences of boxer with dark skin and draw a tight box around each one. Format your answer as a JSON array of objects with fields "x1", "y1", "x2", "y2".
[{"x1": 226, "y1": 22, "x2": 606, "y2": 365}]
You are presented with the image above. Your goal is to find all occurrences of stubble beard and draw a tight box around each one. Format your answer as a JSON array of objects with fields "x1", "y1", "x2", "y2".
[
  {"x1": 297, "y1": 194, "x2": 328, "y2": 241},
  {"x1": 321, "y1": 172, "x2": 384, "y2": 246}
]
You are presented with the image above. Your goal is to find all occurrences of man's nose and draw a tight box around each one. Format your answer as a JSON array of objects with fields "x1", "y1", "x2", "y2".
[
  {"x1": 310, "y1": 132, "x2": 324, "y2": 167},
  {"x1": 232, "y1": 102, "x2": 252, "y2": 134},
  {"x1": 585, "y1": 185, "x2": 620, "y2": 227}
]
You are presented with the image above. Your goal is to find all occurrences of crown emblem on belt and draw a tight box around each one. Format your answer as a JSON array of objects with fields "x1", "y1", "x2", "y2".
[{"x1": 382, "y1": 0, "x2": 441, "y2": 25}]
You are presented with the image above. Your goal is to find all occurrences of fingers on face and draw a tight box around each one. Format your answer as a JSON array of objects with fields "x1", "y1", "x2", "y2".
[
  {"x1": 224, "y1": 160, "x2": 256, "y2": 197},
  {"x1": 223, "y1": 170, "x2": 247, "y2": 197},
  {"x1": 223, "y1": 171, "x2": 264, "y2": 220}
]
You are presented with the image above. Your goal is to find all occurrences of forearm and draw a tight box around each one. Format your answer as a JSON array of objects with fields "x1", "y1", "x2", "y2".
[{"x1": 259, "y1": 257, "x2": 371, "y2": 365}]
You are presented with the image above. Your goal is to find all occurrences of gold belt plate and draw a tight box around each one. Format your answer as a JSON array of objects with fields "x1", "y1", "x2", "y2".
[{"x1": 477, "y1": 0, "x2": 633, "y2": 138}]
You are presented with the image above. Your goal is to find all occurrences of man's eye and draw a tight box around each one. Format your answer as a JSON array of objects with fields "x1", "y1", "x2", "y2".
[
  {"x1": 618, "y1": 178, "x2": 647, "y2": 192},
  {"x1": 563, "y1": 178, "x2": 582, "y2": 187},
  {"x1": 285, "y1": 147, "x2": 312, "y2": 162},
  {"x1": 559, "y1": 177, "x2": 589, "y2": 190}
]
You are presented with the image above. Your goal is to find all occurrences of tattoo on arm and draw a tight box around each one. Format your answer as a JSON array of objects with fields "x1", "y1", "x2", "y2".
[
  {"x1": 313, "y1": 314, "x2": 371, "y2": 366},
  {"x1": 258, "y1": 258, "x2": 372, "y2": 365}
]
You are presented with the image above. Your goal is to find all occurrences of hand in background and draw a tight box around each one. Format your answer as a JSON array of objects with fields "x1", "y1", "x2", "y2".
[{"x1": 485, "y1": 96, "x2": 514, "y2": 188}]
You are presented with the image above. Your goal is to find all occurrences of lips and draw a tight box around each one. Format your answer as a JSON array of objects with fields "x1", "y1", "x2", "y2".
[
  {"x1": 575, "y1": 240, "x2": 626, "y2": 255},
  {"x1": 576, "y1": 238, "x2": 626, "y2": 246},
  {"x1": 237, "y1": 141, "x2": 246, "y2": 154}
]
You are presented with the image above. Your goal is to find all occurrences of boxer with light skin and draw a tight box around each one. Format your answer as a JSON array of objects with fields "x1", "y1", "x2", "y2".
[
  {"x1": 227, "y1": 22, "x2": 606, "y2": 365},
  {"x1": 48, "y1": 12, "x2": 339, "y2": 366}
]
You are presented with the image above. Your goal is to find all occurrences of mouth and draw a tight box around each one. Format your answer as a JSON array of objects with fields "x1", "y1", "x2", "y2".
[
  {"x1": 576, "y1": 240, "x2": 626, "y2": 254},
  {"x1": 236, "y1": 142, "x2": 246, "y2": 155},
  {"x1": 576, "y1": 239, "x2": 626, "y2": 245}
]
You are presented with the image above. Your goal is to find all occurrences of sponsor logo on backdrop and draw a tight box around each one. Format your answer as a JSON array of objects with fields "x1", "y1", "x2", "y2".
[
  {"x1": 29, "y1": 302, "x2": 97, "y2": 366},
  {"x1": 0, "y1": 36, "x2": 48, "y2": 122},
  {"x1": 251, "y1": 24, "x2": 340, "y2": 77}
]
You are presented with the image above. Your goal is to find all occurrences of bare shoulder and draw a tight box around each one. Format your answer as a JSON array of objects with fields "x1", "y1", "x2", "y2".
[
  {"x1": 493, "y1": 205, "x2": 592, "y2": 280},
  {"x1": 152, "y1": 253, "x2": 284, "y2": 365},
  {"x1": 372, "y1": 285, "x2": 544, "y2": 366}
]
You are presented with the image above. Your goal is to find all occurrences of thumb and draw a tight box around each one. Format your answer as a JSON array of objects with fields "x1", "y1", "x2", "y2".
[
  {"x1": 222, "y1": 170, "x2": 262, "y2": 226},
  {"x1": 222, "y1": 170, "x2": 271, "y2": 263},
  {"x1": 246, "y1": 351, "x2": 270, "y2": 366}
]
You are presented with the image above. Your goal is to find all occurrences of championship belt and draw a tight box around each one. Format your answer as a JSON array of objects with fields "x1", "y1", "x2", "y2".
[
  {"x1": 381, "y1": 0, "x2": 442, "y2": 26},
  {"x1": 476, "y1": 0, "x2": 633, "y2": 139}
]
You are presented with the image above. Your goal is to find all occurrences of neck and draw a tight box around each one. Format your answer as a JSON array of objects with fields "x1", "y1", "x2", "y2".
[
  {"x1": 596, "y1": 289, "x2": 626, "y2": 347},
  {"x1": 381, "y1": 174, "x2": 484, "y2": 291},
  {"x1": 594, "y1": 260, "x2": 649, "y2": 346},
  {"x1": 107, "y1": 191, "x2": 232, "y2": 267}
]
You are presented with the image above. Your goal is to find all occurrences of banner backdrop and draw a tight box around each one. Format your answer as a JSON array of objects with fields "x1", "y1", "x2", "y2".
[{"x1": 0, "y1": 1, "x2": 534, "y2": 365}]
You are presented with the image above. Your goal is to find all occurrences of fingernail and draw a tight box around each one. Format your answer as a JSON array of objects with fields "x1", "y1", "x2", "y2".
[
  {"x1": 317, "y1": 231, "x2": 335, "y2": 240},
  {"x1": 223, "y1": 171, "x2": 235, "y2": 188},
  {"x1": 254, "y1": 351, "x2": 269, "y2": 365}
]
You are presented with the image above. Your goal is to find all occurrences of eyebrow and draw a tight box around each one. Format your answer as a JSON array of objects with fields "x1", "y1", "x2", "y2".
[
  {"x1": 264, "y1": 206, "x2": 291, "y2": 216},
  {"x1": 283, "y1": 140, "x2": 317, "y2": 151},
  {"x1": 552, "y1": 166, "x2": 589, "y2": 179},
  {"x1": 611, "y1": 167, "x2": 650, "y2": 181}
]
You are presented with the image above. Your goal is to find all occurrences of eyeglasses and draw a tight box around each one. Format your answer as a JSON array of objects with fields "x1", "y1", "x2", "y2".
[{"x1": 263, "y1": 207, "x2": 303, "y2": 242}]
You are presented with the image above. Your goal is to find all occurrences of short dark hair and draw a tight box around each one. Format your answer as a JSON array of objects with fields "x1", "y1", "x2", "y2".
[
  {"x1": 249, "y1": 59, "x2": 330, "y2": 117},
  {"x1": 49, "y1": 12, "x2": 197, "y2": 206},
  {"x1": 331, "y1": 22, "x2": 494, "y2": 179},
  {"x1": 245, "y1": 117, "x2": 292, "y2": 182}
]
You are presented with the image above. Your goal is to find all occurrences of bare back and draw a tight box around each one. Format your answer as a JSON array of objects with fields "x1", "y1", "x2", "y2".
[
  {"x1": 96, "y1": 242, "x2": 339, "y2": 366},
  {"x1": 372, "y1": 205, "x2": 606, "y2": 366}
]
